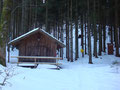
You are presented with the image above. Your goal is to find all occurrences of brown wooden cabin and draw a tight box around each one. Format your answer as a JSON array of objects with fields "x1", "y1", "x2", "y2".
[{"x1": 8, "y1": 28, "x2": 65, "y2": 62}]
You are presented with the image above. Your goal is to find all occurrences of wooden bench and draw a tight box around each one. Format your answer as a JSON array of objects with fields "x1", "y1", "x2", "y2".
[{"x1": 11, "y1": 56, "x2": 62, "y2": 69}]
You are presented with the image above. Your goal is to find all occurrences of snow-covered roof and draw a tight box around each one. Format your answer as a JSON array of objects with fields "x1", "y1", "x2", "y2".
[{"x1": 8, "y1": 28, "x2": 65, "y2": 48}]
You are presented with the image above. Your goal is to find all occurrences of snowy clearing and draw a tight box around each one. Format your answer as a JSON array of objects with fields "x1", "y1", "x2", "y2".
[{"x1": 1, "y1": 55, "x2": 120, "y2": 90}]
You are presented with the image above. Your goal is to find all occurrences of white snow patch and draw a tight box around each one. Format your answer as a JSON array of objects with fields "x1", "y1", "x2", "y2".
[
  {"x1": 1, "y1": 55, "x2": 120, "y2": 90},
  {"x1": 37, "y1": 64, "x2": 57, "y2": 69}
]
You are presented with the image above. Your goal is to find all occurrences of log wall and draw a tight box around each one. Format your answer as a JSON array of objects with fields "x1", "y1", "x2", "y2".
[{"x1": 18, "y1": 32, "x2": 57, "y2": 62}]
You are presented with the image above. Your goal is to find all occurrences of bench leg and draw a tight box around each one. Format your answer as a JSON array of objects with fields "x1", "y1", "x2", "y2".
[
  {"x1": 34, "y1": 58, "x2": 38, "y2": 68},
  {"x1": 17, "y1": 60, "x2": 19, "y2": 66},
  {"x1": 56, "y1": 60, "x2": 60, "y2": 70}
]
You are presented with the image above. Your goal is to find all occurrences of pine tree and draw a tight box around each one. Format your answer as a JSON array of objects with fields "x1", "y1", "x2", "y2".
[{"x1": 0, "y1": 0, "x2": 12, "y2": 66}]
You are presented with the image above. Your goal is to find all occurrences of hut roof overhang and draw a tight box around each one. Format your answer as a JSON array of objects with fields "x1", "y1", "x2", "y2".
[{"x1": 8, "y1": 28, "x2": 65, "y2": 48}]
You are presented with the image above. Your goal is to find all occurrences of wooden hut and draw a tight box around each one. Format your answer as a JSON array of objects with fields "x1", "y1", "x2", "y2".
[{"x1": 8, "y1": 28, "x2": 65, "y2": 63}]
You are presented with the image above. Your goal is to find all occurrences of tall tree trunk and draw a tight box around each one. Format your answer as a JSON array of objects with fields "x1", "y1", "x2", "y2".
[
  {"x1": 0, "y1": 0, "x2": 3, "y2": 21},
  {"x1": 0, "y1": 0, "x2": 12, "y2": 66},
  {"x1": 110, "y1": 26, "x2": 113, "y2": 44},
  {"x1": 66, "y1": 18, "x2": 68, "y2": 59},
  {"x1": 93, "y1": 0, "x2": 98, "y2": 58},
  {"x1": 98, "y1": 0, "x2": 102, "y2": 56},
  {"x1": 119, "y1": 28, "x2": 120, "y2": 46},
  {"x1": 87, "y1": 0, "x2": 93, "y2": 64},
  {"x1": 93, "y1": 24, "x2": 98, "y2": 58},
  {"x1": 66, "y1": 0, "x2": 70, "y2": 61},
  {"x1": 98, "y1": 23, "x2": 102, "y2": 55},
  {"x1": 115, "y1": 0, "x2": 119, "y2": 57},
  {"x1": 53, "y1": 23, "x2": 56, "y2": 37},
  {"x1": 55, "y1": 20, "x2": 57, "y2": 38},
  {"x1": 46, "y1": 0, "x2": 49, "y2": 32},
  {"x1": 29, "y1": 0, "x2": 32, "y2": 30},
  {"x1": 113, "y1": 26, "x2": 116, "y2": 43},
  {"x1": 81, "y1": 15, "x2": 84, "y2": 57},
  {"x1": 35, "y1": 0, "x2": 37, "y2": 28},
  {"x1": 103, "y1": 24, "x2": 106, "y2": 52},
  {"x1": 70, "y1": 0, "x2": 73, "y2": 62},
  {"x1": 21, "y1": 0, "x2": 28, "y2": 34},
  {"x1": 58, "y1": 22, "x2": 60, "y2": 40},
  {"x1": 11, "y1": 1, "x2": 15, "y2": 39},
  {"x1": 75, "y1": 0, "x2": 78, "y2": 60},
  {"x1": 60, "y1": 8, "x2": 64, "y2": 59},
  {"x1": 60, "y1": 19, "x2": 63, "y2": 59},
  {"x1": 0, "y1": 47, "x2": 6, "y2": 66},
  {"x1": 85, "y1": 19, "x2": 87, "y2": 54}
]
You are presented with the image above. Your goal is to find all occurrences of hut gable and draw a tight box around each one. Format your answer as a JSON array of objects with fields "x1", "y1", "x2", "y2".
[{"x1": 8, "y1": 28, "x2": 65, "y2": 48}]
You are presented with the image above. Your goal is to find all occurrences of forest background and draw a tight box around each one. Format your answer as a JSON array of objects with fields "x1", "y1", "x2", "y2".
[{"x1": 0, "y1": 0, "x2": 120, "y2": 66}]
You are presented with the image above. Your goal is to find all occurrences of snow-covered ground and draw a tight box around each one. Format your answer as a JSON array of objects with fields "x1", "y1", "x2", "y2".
[{"x1": 0, "y1": 54, "x2": 120, "y2": 90}]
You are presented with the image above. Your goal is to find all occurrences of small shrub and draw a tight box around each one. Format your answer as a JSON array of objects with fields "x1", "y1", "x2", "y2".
[
  {"x1": 0, "y1": 66, "x2": 16, "y2": 86},
  {"x1": 112, "y1": 60, "x2": 119, "y2": 65}
]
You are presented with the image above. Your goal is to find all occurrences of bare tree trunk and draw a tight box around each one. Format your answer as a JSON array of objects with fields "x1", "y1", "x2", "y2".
[
  {"x1": 53, "y1": 21, "x2": 56, "y2": 37},
  {"x1": 0, "y1": 47, "x2": 6, "y2": 66},
  {"x1": 70, "y1": 0, "x2": 73, "y2": 62},
  {"x1": 46, "y1": 0, "x2": 49, "y2": 32},
  {"x1": 0, "y1": 0, "x2": 3, "y2": 21},
  {"x1": 93, "y1": 0, "x2": 98, "y2": 58},
  {"x1": 66, "y1": 18, "x2": 68, "y2": 59},
  {"x1": 85, "y1": 16, "x2": 87, "y2": 54},
  {"x1": 60, "y1": 9, "x2": 64, "y2": 59},
  {"x1": 21, "y1": 0, "x2": 28, "y2": 34},
  {"x1": 110, "y1": 26, "x2": 113, "y2": 44},
  {"x1": 58, "y1": 22, "x2": 60, "y2": 40},
  {"x1": 35, "y1": 0, "x2": 37, "y2": 28},
  {"x1": 75, "y1": 0, "x2": 78, "y2": 60},
  {"x1": 66, "y1": 0, "x2": 70, "y2": 61},
  {"x1": 98, "y1": 24, "x2": 102, "y2": 55},
  {"x1": 55, "y1": 21, "x2": 57, "y2": 38},
  {"x1": 119, "y1": 28, "x2": 120, "y2": 46},
  {"x1": 81, "y1": 15, "x2": 84, "y2": 57},
  {"x1": 87, "y1": 0, "x2": 93, "y2": 64},
  {"x1": 29, "y1": 0, "x2": 32, "y2": 30},
  {"x1": 97, "y1": 0, "x2": 102, "y2": 56},
  {"x1": 115, "y1": 0, "x2": 119, "y2": 57},
  {"x1": 0, "y1": 0, "x2": 12, "y2": 66},
  {"x1": 60, "y1": 22, "x2": 63, "y2": 59},
  {"x1": 103, "y1": 25, "x2": 106, "y2": 52}
]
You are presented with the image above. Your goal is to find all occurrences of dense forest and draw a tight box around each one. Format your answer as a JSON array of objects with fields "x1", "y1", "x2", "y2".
[{"x1": 0, "y1": 0, "x2": 120, "y2": 66}]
